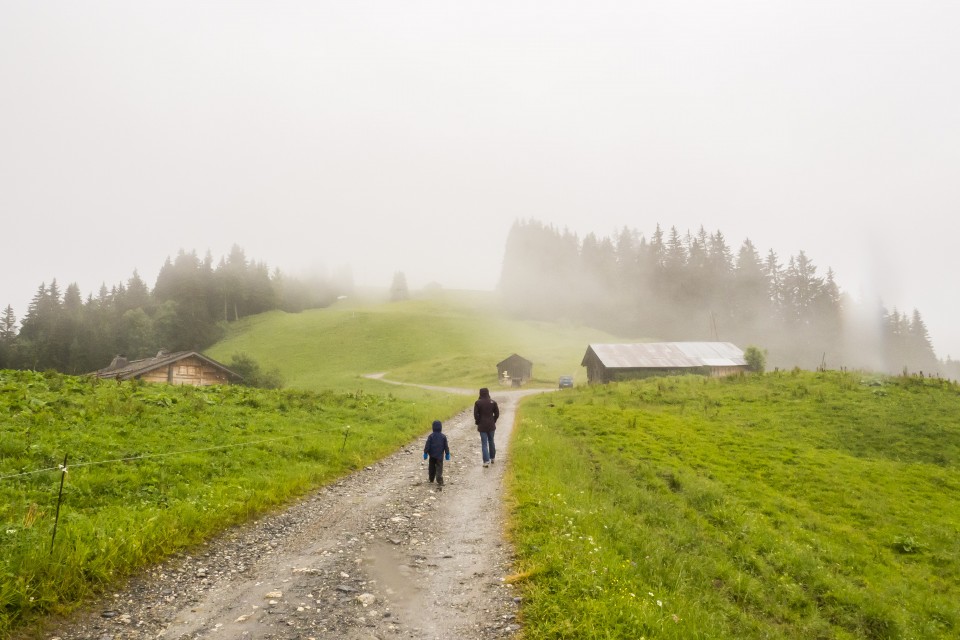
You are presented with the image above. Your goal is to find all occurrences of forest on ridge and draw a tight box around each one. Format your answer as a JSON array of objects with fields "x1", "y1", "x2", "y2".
[
  {"x1": 0, "y1": 246, "x2": 350, "y2": 374},
  {"x1": 498, "y1": 220, "x2": 953, "y2": 376},
  {"x1": 1, "y1": 222, "x2": 957, "y2": 379}
]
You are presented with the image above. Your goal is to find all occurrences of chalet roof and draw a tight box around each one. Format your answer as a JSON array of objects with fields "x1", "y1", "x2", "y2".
[
  {"x1": 497, "y1": 353, "x2": 532, "y2": 368},
  {"x1": 582, "y1": 342, "x2": 747, "y2": 369},
  {"x1": 91, "y1": 350, "x2": 241, "y2": 381}
]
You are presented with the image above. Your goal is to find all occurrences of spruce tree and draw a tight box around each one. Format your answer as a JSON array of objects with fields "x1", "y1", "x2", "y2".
[
  {"x1": 908, "y1": 309, "x2": 938, "y2": 373},
  {"x1": 390, "y1": 271, "x2": 409, "y2": 301},
  {"x1": 0, "y1": 304, "x2": 16, "y2": 368},
  {"x1": 0, "y1": 304, "x2": 16, "y2": 342}
]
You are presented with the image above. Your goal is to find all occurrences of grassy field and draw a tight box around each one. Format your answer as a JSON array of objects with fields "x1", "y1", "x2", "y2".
[
  {"x1": 506, "y1": 370, "x2": 960, "y2": 639},
  {"x1": 206, "y1": 290, "x2": 624, "y2": 392},
  {"x1": 7, "y1": 292, "x2": 959, "y2": 639},
  {"x1": 0, "y1": 292, "x2": 616, "y2": 637},
  {"x1": 0, "y1": 370, "x2": 467, "y2": 636}
]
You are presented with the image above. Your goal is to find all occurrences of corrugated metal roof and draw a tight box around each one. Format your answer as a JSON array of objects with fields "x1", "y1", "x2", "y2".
[{"x1": 584, "y1": 342, "x2": 746, "y2": 369}]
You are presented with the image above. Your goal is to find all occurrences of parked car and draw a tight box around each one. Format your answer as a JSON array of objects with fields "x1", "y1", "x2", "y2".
[{"x1": 558, "y1": 375, "x2": 574, "y2": 389}]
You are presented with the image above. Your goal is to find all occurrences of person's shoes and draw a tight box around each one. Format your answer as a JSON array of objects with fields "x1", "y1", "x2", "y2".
[
  {"x1": 490, "y1": 458, "x2": 495, "y2": 464},
  {"x1": 429, "y1": 478, "x2": 434, "y2": 483},
  {"x1": 483, "y1": 462, "x2": 490, "y2": 468},
  {"x1": 438, "y1": 478, "x2": 444, "y2": 486}
]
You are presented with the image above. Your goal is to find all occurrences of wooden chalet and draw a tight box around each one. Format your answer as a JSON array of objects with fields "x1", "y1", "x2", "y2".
[
  {"x1": 497, "y1": 353, "x2": 533, "y2": 387},
  {"x1": 91, "y1": 351, "x2": 241, "y2": 386},
  {"x1": 581, "y1": 342, "x2": 748, "y2": 383}
]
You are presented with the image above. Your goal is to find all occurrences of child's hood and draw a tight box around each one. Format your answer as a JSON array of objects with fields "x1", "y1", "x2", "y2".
[{"x1": 432, "y1": 420, "x2": 442, "y2": 432}]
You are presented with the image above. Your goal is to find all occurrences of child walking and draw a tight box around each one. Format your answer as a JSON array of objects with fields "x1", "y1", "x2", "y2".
[{"x1": 423, "y1": 419, "x2": 451, "y2": 487}]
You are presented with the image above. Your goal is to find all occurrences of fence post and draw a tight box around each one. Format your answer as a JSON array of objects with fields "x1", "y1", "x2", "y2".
[{"x1": 50, "y1": 453, "x2": 68, "y2": 555}]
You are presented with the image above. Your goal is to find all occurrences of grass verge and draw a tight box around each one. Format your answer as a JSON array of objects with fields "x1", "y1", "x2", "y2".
[{"x1": 505, "y1": 370, "x2": 960, "y2": 639}]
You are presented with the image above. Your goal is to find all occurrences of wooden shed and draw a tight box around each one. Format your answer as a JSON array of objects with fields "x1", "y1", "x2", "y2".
[
  {"x1": 91, "y1": 351, "x2": 241, "y2": 386},
  {"x1": 497, "y1": 353, "x2": 533, "y2": 387},
  {"x1": 581, "y1": 342, "x2": 748, "y2": 384}
]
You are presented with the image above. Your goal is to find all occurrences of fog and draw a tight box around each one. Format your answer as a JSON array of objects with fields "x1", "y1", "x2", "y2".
[{"x1": 2, "y1": 1, "x2": 958, "y2": 358}]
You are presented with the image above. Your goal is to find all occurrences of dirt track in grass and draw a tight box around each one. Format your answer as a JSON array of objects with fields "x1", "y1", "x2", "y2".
[{"x1": 30, "y1": 384, "x2": 548, "y2": 640}]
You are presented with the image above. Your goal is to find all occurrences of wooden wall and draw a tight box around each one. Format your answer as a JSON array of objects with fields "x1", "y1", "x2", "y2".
[
  {"x1": 138, "y1": 356, "x2": 232, "y2": 386},
  {"x1": 586, "y1": 362, "x2": 748, "y2": 383}
]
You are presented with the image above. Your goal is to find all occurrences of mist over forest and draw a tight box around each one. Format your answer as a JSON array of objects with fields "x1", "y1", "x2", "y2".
[
  {"x1": 1, "y1": 224, "x2": 957, "y2": 380},
  {"x1": 499, "y1": 220, "x2": 956, "y2": 378},
  {"x1": 0, "y1": 246, "x2": 351, "y2": 375}
]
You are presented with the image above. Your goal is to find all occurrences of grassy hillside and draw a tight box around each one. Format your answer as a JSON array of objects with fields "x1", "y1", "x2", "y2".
[
  {"x1": 8, "y1": 293, "x2": 957, "y2": 639},
  {"x1": 206, "y1": 290, "x2": 626, "y2": 392},
  {"x1": 506, "y1": 370, "x2": 960, "y2": 639},
  {"x1": 1, "y1": 293, "x2": 616, "y2": 636},
  {"x1": 0, "y1": 370, "x2": 466, "y2": 636}
]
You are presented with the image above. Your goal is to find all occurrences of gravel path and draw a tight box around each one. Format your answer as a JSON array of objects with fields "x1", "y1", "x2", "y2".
[{"x1": 30, "y1": 386, "x2": 543, "y2": 640}]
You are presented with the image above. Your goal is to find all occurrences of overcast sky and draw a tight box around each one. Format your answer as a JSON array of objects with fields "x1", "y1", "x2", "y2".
[{"x1": 2, "y1": 1, "x2": 958, "y2": 358}]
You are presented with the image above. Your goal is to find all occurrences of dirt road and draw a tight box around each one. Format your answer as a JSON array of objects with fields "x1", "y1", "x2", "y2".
[{"x1": 34, "y1": 385, "x2": 544, "y2": 640}]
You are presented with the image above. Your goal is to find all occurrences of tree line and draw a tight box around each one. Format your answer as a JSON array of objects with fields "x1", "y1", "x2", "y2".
[
  {"x1": 0, "y1": 245, "x2": 351, "y2": 374},
  {"x1": 2, "y1": 227, "x2": 956, "y2": 380},
  {"x1": 499, "y1": 219, "x2": 957, "y2": 377}
]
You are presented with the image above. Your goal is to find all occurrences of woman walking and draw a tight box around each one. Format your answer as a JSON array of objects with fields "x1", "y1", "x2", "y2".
[{"x1": 473, "y1": 387, "x2": 500, "y2": 467}]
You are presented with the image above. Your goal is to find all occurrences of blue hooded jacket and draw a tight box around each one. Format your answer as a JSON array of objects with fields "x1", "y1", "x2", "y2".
[{"x1": 424, "y1": 420, "x2": 450, "y2": 459}]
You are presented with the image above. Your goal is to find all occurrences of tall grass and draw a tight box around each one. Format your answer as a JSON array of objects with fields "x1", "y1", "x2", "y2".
[
  {"x1": 506, "y1": 370, "x2": 960, "y2": 639},
  {"x1": 0, "y1": 370, "x2": 467, "y2": 636}
]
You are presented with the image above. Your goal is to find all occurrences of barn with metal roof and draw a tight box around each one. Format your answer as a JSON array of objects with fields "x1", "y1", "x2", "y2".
[{"x1": 581, "y1": 342, "x2": 748, "y2": 383}]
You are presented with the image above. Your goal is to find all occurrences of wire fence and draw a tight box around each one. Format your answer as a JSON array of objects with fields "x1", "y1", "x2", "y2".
[
  {"x1": 0, "y1": 425, "x2": 353, "y2": 483},
  {"x1": 1, "y1": 424, "x2": 358, "y2": 552}
]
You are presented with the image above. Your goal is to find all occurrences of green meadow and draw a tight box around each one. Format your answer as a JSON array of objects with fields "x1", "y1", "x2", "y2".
[
  {"x1": 205, "y1": 291, "x2": 622, "y2": 392},
  {"x1": 0, "y1": 371, "x2": 466, "y2": 636},
  {"x1": 4, "y1": 292, "x2": 959, "y2": 639},
  {"x1": 0, "y1": 291, "x2": 613, "y2": 637},
  {"x1": 506, "y1": 370, "x2": 960, "y2": 639}
]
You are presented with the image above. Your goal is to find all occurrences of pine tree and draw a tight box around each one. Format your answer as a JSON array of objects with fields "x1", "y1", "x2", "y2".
[
  {"x1": 124, "y1": 270, "x2": 152, "y2": 312},
  {"x1": 390, "y1": 271, "x2": 409, "y2": 301},
  {"x1": 0, "y1": 304, "x2": 16, "y2": 368},
  {"x1": 705, "y1": 230, "x2": 735, "y2": 329},
  {"x1": 218, "y1": 244, "x2": 248, "y2": 321},
  {"x1": 687, "y1": 227, "x2": 709, "y2": 274},
  {"x1": 63, "y1": 283, "x2": 83, "y2": 314},
  {"x1": 0, "y1": 304, "x2": 16, "y2": 341},
  {"x1": 153, "y1": 250, "x2": 219, "y2": 349},
  {"x1": 732, "y1": 238, "x2": 768, "y2": 327},
  {"x1": 883, "y1": 307, "x2": 911, "y2": 373},
  {"x1": 119, "y1": 307, "x2": 156, "y2": 358},
  {"x1": 18, "y1": 283, "x2": 48, "y2": 342},
  {"x1": 612, "y1": 226, "x2": 645, "y2": 330},
  {"x1": 908, "y1": 309, "x2": 938, "y2": 373},
  {"x1": 579, "y1": 233, "x2": 619, "y2": 329},
  {"x1": 782, "y1": 251, "x2": 823, "y2": 325},
  {"x1": 247, "y1": 261, "x2": 278, "y2": 315},
  {"x1": 708, "y1": 231, "x2": 734, "y2": 274},
  {"x1": 664, "y1": 226, "x2": 686, "y2": 273},
  {"x1": 648, "y1": 223, "x2": 665, "y2": 272},
  {"x1": 763, "y1": 249, "x2": 783, "y2": 316},
  {"x1": 18, "y1": 283, "x2": 57, "y2": 368}
]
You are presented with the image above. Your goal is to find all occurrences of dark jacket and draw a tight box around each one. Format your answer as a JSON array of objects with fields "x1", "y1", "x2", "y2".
[
  {"x1": 424, "y1": 421, "x2": 450, "y2": 459},
  {"x1": 473, "y1": 387, "x2": 499, "y2": 433}
]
